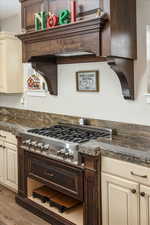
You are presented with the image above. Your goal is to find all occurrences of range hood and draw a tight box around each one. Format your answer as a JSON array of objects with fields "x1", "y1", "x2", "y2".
[
  {"x1": 17, "y1": 0, "x2": 137, "y2": 100},
  {"x1": 18, "y1": 17, "x2": 105, "y2": 59}
]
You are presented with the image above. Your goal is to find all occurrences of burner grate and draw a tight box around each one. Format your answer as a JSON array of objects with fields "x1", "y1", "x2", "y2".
[{"x1": 28, "y1": 124, "x2": 111, "y2": 143}]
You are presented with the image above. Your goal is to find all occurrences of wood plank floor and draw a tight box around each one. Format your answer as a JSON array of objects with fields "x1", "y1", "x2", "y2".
[{"x1": 0, "y1": 185, "x2": 50, "y2": 225}]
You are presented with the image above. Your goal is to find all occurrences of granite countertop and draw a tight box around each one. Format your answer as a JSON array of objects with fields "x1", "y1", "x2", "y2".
[
  {"x1": 0, "y1": 115, "x2": 54, "y2": 135},
  {"x1": 0, "y1": 116, "x2": 150, "y2": 167},
  {"x1": 0, "y1": 120, "x2": 29, "y2": 136},
  {"x1": 79, "y1": 135, "x2": 150, "y2": 167},
  {"x1": 0, "y1": 116, "x2": 43, "y2": 136}
]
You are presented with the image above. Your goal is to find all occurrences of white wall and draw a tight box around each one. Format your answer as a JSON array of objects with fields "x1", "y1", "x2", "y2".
[
  {"x1": 0, "y1": 0, "x2": 150, "y2": 126},
  {"x1": 0, "y1": 14, "x2": 21, "y2": 33}
]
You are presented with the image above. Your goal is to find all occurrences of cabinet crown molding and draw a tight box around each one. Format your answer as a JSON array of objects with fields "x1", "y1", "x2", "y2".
[{"x1": 0, "y1": 32, "x2": 18, "y2": 40}]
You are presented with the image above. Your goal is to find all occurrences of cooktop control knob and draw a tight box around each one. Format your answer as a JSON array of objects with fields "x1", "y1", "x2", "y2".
[
  {"x1": 68, "y1": 151, "x2": 74, "y2": 159},
  {"x1": 37, "y1": 142, "x2": 44, "y2": 149},
  {"x1": 31, "y1": 141, "x2": 37, "y2": 147},
  {"x1": 64, "y1": 152, "x2": 69, "y2": 158},
  {"x1": 25, "y1": 139, "x2": 31, "y2": 145},
  {"x1": 64, "y1": 144, "x2": 74, "y2": 159},
  {"x1": 22, "y1": 140, "x2": 26, "y2": 144},
  {"x1": 60, "y1": 149, "x2": 66, "y2": 154},
  {"x1": 43, "y1": 144, "x2": 50, "y2": 151},
  {"x1": 58, "y1": 149, "x2": 66, "y2": 157},
  {"x1": 57, "y1": 150, "x2": 61, "y2": 156}
]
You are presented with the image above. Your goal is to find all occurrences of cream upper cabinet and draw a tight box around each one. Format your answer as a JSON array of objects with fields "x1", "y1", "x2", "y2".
[
  {"x1": 102, "y1": 173, "x2": 139, "y2": 225},
  {"x1": 0, "y1": 32, "x2": 23, "y2": 93},
  {"x1": 140, "y1": 185, "x2": 150, "y2": 225}
]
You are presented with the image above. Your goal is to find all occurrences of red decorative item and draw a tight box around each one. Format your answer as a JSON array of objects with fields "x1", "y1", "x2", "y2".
[
  {"x1": 71, "y1": 0, "x2": 77, "y2": 23},
  {"x1": 47, "y1": 13, "x2": 59, "y2": 28},
  {"x1": 27, "y1": 75, "x2": 41, "y2": 90}
]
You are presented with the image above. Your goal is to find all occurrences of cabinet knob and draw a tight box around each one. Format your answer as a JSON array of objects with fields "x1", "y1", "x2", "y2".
[
  {"x1": 0, "y1": 145, "x2": 5, "y2": 149},
  {"x1": 140, "y1": 192, "x2": 146, "y2": 197},
  {"x1": 0, "y1": 135, "x2": 6, "y2": 139},
  {"x1": 131, "y1": 189, "x2": 136, "y2": 194}
]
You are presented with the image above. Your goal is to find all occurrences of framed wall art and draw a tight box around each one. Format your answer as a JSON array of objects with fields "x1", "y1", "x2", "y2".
[{"x1": 76, "y1": 70, "x2": 99, "y2": 92}]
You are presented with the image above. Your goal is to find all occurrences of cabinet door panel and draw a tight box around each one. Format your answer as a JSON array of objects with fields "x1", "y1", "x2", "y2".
[
  {"x1": 4, "y1": 147, "x2": 18, "y2": 191},
  {"x1": 0, "y1": 130, "x2": 17, "y2": 145},
  {"x1": 140, "y1": 185, "x2": 150, "y2": 225},
  {"x1": 102, "y1": 173, "x2": 140, "y2": 225},
  {"x1": 0, "y1": 34, "x2": 23, "y2": 94},
  {"x1": 0, "y1": 141, "x2": 4, "y2": 183}
]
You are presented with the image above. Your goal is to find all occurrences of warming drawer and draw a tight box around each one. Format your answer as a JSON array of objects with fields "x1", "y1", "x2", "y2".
[{"x1": 25, "y1": 152, "x2": 83, "y2": 201}]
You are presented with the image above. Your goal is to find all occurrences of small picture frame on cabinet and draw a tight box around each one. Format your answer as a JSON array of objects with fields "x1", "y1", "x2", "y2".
[
  {"x1": 24, "y1": 63, "x2": 47, "y2": 97},
  {"x1": 76, "y1": 70, "x2": 99, "y2": 92}
]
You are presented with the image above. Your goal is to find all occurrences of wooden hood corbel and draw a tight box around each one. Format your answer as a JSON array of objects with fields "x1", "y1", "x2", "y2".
[{"x1": 30, "y1": 56, "x2": 57, "y2": 95}]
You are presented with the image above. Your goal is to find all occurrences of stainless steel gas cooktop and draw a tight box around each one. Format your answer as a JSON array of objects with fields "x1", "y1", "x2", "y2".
[
  {"x1": 20, "y1": 124, "x2": 113, "y2": 165},
  {"x1": 28, "y1": 124, "x2": 111, "y2": 143}
]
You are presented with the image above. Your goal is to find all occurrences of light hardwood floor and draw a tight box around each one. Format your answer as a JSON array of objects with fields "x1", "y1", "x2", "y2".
[{"x1": 0, "y1": 185, "x2": 50, "y2": 225}]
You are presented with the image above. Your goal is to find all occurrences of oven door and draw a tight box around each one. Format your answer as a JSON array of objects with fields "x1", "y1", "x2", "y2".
[{"x1": 25, "y1": 151, "x2": 84, "y2": 201}]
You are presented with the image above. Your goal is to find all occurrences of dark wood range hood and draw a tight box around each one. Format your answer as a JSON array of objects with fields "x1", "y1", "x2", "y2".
[{"x1": 18, "y1": 0, "x2": 137, "y2": 100}]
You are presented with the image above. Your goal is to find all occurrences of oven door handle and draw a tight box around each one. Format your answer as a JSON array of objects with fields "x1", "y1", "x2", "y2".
[{"x1": 44, "y1": 171, "x2": 54, "y2": 178}]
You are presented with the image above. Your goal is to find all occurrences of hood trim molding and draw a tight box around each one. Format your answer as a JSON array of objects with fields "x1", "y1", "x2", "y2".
[{"x1": 17, "y1": 17, "x2": 106, "y2": 62}]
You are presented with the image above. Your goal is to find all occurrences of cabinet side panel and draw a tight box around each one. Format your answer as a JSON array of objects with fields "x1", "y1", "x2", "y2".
[
  {"x1": 101, "y1": 0, "x2": 111, "y2": 56},
  {"x1": 110, "y1": 0, "x2": 137, "y2": 59},
  {"x1": 5, "y1": 39, "x2": 23, "y2": 93}
]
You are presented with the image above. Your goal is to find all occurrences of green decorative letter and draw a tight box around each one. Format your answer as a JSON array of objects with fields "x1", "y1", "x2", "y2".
[
  {"x1": 59, "y1": 10, "x2": 71, "y2": 25},
  {"x1": 35, "y1": 11, "x2": 47, "y2": 31}
]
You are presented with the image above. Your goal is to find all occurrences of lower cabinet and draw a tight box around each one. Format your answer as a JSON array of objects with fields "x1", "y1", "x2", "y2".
[
  {"x1": 0, "y1": 131, "x2": 18, "y2": 192},
  {"x1": 0, "y1": 143, "x2": 5, "y2": 184},
  {"x1": 4, "y1": 145, "x2": 18, "y2": 191},
  {"x1": 140, "y1": 185, "x2": 150, "y2": 225},
  {"x1": 102, "y1": 173, "x2": 139, "y2": 225},
  {"x1": 102, "y1": 157, "x2": 150, "y2": 225}
]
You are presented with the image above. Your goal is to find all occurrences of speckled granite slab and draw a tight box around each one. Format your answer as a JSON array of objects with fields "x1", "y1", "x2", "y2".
[
  {"x1": 1, "y1": 107, "x2": 150, "y2": 138},
  {"x1": 0, "y1": 118, "x2": 150, "y2": 167},
  {"x1": 79, "y1": 135, "x2": 150, "y2": 167},
  {"x1": 0, "y1": 121, "x2": 29, "y2": 136},
  {"x1": 0, "y1": 107, "x2": 150, "y2": 167}
]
